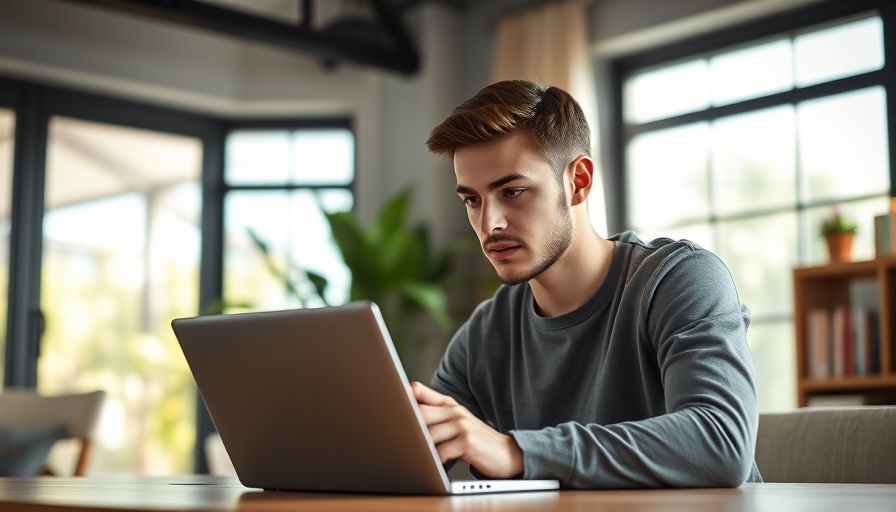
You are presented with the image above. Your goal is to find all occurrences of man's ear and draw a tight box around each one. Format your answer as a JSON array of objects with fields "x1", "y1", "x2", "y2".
[{"x1": 568, "y1": 156, "x2": 594, "y2": 207}]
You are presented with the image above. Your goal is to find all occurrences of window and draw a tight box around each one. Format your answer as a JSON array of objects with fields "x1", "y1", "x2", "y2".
[
  {"x1": 617, "y1": 8, "x2": 892, "y2": 411},
  {"x1": 222, "y1": 125, "x2": 354, "y2": 312},
  {"x1": 39, "y1": 116, "x2": 202, "y2": 475},
  {"x1": 0, "y1": 76, "x2": 358, "y2": 474}
]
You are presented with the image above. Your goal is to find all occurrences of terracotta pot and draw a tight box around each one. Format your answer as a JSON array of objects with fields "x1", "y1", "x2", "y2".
[{"x1": 825, "y1": 232, "x2": 854, "y2": 263}]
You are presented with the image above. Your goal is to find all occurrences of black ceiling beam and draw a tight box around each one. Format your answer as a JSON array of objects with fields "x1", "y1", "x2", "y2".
[
  {"x1": 62, "y1": 0, "x2": 420, "y2": 75},
  {"x1": 396, "y1": 0, "x2": 468, "y2": 11},
  {"x1": 300, "y1": 0, "x2": 312, "y2": 29},
  {"x1": 370, "y1": 0, "x2": 416, "y2": 54}
]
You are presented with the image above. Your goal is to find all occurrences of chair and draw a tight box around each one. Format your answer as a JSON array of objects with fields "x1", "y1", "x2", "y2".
[
  {"x1": 755, "y1": 406, "x2": 896, "y2": 483},
  {"x1": 0, "y1": 389, "x2": 106, "y2": 476}
]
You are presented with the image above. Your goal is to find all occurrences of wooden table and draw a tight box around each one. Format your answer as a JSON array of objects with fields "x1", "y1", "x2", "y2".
[{"x1": 1, "y1": 476, "x2": 895, "y2": 512}]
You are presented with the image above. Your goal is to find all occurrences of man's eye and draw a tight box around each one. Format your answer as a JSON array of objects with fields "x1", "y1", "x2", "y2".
[
  {"x1": 505, "y1": 189, "x2": 523, "y2": 198},
  {"x1": 462, "y1": 196, "x2": 481, "y2": 207}
]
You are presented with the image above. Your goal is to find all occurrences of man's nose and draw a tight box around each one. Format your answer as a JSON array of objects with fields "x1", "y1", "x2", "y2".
[{"x1": 479, "y1": 201, "x2": 507, "y2": 234}]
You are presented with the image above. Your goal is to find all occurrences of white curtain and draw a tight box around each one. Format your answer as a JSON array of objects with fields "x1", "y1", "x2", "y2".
[{"x1": 491, "y1": 0, "x2": 606, "y2": 235}]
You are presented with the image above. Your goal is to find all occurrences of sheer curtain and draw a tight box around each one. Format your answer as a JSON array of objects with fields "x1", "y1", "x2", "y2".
[{"x1": 491, "y1": 0, "x2": 606, "y2": 235}]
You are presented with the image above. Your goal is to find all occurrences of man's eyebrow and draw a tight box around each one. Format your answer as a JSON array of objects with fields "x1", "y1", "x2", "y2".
[{"x1": 455, "y1": 173, "x2": 529, "y2": 195}]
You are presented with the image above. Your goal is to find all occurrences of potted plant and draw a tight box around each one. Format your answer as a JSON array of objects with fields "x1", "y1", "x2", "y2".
[
  {"x1": 821, "y1": 206, "x2": 857, "y2": 263},
  {"x1": 248, "y1": 187, "x2": 478, "y2": 371}
]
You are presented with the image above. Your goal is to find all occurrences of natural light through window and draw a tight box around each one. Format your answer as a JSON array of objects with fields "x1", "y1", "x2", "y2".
[
  {"x1": 223, "y1": 128, "x2": 354, "y2": 313},
  {"x1": 621, "y1": 14, "x2": 889, "y2": 413},
  {"x1": 709, "y1": 39, "x2": 792, "y2": 106},
  {"x1": 0, "y1": 109, "x2": 13, "y2": 386},
  {"x1": 40, "y1": 116, "x2": 202, "y2": 476},
  {"x1": 795, "y1": 16, "x2": 884, "y2": 87},
  {"x1": 624, "y1": 59, "x2": 709, "y2": 124}
]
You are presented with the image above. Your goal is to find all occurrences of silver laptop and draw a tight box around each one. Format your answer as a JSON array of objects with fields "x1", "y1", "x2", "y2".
[{"x1": 172, "y1": 301, "x2": 559, "y2": 495}]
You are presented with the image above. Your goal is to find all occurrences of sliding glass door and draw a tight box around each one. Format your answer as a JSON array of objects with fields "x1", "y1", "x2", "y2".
[
  {"x1": 1, "y1": 78, "x2": 355, "y2": 476},
  {"x1": 38, "y1": 116, "x2": 203, "y2": 475}
]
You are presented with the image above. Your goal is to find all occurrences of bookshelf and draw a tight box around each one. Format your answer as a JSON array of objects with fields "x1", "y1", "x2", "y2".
[{"x1": 793, "y1": 258, "x2": 896, "y2": 407}]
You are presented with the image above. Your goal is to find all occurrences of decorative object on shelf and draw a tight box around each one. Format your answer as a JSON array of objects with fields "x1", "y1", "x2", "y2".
[
  {"x1": 793, "y1": 259, "x2": 896, "y2": 408},
  {"x1": 821, "y1": 206, "x2": 857, "y2": 263}
]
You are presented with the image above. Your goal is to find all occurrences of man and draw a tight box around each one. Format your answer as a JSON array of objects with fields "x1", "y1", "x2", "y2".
[{"x1": 412, "y1": 79, "x2": 762, "y2": 489}]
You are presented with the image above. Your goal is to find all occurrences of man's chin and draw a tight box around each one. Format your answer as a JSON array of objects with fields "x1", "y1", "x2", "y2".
[{"x1": 493, "y1": 266, "x2": 532, "y2": 286}]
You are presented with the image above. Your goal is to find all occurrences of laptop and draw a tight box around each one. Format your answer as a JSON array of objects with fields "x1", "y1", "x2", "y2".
[{"x1": 171, "y1": 301, "x2": 560, "y2": 495}]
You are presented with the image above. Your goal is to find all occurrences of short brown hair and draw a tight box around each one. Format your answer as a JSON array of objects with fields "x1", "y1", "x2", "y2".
[{"x1": 425, "y1": 79, "x2": 590, "y2": 174}]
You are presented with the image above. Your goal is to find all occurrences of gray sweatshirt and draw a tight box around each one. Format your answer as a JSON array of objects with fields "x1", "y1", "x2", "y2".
[{"x1": 430, "y1": 232, "x2": 762, "y2": 488}]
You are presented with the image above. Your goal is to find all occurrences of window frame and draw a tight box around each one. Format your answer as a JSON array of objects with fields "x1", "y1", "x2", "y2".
[
  {"x1": 0, "y1": 75, "x2": 357, "y2": 473},
  {"x1": 606, "y1": 0, "x2": 896, "y2": 235},
  {"x1": 219, "y1": 117, "x2": 356, "y2": 311},
  {"x1": 603, "y1": 0, "x2": 896, "y2": 411}
]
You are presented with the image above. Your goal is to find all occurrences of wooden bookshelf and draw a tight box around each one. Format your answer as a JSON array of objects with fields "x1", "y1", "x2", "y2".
[{"x1": 793, "y1": 258, "x2": 896, "y2": 407}]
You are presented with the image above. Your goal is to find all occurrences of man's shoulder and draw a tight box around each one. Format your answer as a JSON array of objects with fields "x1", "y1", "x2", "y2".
[
  {"x1": 610, "y1": 231, "x2": 713, "y2": 269},
  {"x1": 610, "y1": 230, "x2": 703, "y2": 252}
]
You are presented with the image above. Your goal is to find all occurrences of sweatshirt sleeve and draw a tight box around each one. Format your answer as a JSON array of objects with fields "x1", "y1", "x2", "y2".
[
  {"x1": 510, "y1": 246, "x2": 760, "y2": 488},
  {"x1": 429, "y1": 318, "x2": 484, "y2": 420}
]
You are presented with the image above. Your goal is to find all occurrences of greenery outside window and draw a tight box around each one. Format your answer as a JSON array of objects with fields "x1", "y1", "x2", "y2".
[{"x1": 222, "y1": 125, "x2": 355, "y2": 312}]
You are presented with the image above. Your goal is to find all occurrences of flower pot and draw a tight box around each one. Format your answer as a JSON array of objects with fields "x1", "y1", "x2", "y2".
[{"x1": 825, "y1": 232, "x2": 854, "y2": 263}]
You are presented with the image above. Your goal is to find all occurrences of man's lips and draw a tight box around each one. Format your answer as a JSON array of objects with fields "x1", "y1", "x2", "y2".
[{"x1": 486, "y1": 242, "x2": 522, "y2": 257}]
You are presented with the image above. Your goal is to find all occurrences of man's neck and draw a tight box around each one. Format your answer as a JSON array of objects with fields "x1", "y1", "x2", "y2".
[{"x1": 528, "y1": 230, "x2": 615, "y2": 318}]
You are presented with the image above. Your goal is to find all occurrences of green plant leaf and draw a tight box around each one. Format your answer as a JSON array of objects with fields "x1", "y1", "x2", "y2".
[
  {"x1": 248, "y1": 228, "x2": 306, "y2": 305},
  {"x1": 370, "y1": 187, "x2": 412, "y2": 245},
  {"x1": 247, "y1": 228, "x2": 270, "y2": 256},
  {"x1": 326, "y1": 211, "x2": 370, "y2": 276},
  {"x1": 380, "y1": 229, "x2": 425, "y2": 283},
  {"x1": 399, "y1": 282, "x2": 451, "y2": 332},
  {"x1": 305, "y1": 270, "x2": 330, "y2": 306},
  {"x1": 427, "y1": 236, "x2": 478, "y2": 281},
  {"x1": 407, "y1": 224, "x2": 431, "y2": 278},
  {"x1": 248, "y1": 187, "x2": 480, "y2": 362}
]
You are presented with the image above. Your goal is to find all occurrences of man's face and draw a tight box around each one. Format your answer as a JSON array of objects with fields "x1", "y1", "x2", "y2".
[{"x1": 454, "y1": 132, "x2": 573, "y2": 285}]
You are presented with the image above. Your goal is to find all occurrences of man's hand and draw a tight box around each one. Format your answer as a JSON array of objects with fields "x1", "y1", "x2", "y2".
[{"x1": 411, "y1": 381, "x2": 524, "y2": 479}]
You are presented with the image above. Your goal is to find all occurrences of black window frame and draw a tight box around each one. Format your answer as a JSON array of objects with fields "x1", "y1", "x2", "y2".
[
  {"x1": 605, "y1": 0, "x2": 896, "y2": 235},
  {"x1": 0, "y1": 75, "x2": 356, "y2": 474}
]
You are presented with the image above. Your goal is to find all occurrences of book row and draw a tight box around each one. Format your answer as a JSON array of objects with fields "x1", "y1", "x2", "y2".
[{"x1": 805, "y1": 305, "x2": 880, "y2": 378}]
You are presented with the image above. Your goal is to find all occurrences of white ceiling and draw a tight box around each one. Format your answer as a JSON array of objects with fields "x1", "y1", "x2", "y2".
[{"x1": 44, "y1": 117, "x2": 202, "y2": 212}]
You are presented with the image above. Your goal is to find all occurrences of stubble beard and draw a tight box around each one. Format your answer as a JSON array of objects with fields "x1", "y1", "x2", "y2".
[{"x1": 493, "y1": 204, "x2": 574, "y2": 286}]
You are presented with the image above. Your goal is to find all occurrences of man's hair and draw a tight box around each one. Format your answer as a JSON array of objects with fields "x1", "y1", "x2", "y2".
[{"x1": 425, "y1": 79, "x2": 591, "y2": 175}]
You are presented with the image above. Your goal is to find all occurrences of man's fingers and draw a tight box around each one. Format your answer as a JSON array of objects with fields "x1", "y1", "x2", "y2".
[
  {"x1": 411, "y1": 381, "x2": 456, "y2": 406},
  {"x1": 433, "y1": 436, "x2": 466, "y2": 464},
  {"x1": 426, "y1": 418, "x2": 462, "y2": 445},
  {"x1": 417, "y1": 403, "x2": 462, "y2": 427}
]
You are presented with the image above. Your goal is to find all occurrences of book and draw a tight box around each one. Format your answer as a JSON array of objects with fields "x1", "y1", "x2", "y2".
[
  {"x1": 832, "y1": 305, "x2": 845, "y2": 377},
  {"x1": 874, "y1": 213, "x2": 890, "y2": 256},
  {"x1": 849, "y1": 278, "x2": 880, "y2": 376},
  {"x1": 868, "y1": 310, "x2": 881, "y2": 374},
  {"x1": 853, "y1": 308, "x2": 866, "y2": 375},
  {"x1": 843, "y1": 306, "x2": 854, "y2": 376},
  {"x1": 806, "y1": 308, "x2": 830, "y2": 378}
]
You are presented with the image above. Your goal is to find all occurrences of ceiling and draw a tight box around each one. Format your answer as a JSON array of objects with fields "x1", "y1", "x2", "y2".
[{"x1": 55, "y1": 0, "x2": 475, "y2": 75}]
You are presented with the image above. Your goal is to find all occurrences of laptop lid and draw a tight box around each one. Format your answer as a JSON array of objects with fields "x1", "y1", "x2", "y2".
[{"x1": 172, "y1": 302, "x2": 558, "y2": 495}]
